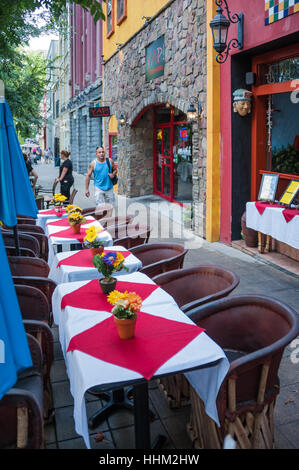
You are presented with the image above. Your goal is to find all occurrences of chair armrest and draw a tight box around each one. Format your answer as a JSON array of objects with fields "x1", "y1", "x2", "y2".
[
  {"x1": 23, "y1": 320, "x2": 54, "y2": 371},
  {"x1": 26, "y1": 333, "x2": 43, "y2": 374}
]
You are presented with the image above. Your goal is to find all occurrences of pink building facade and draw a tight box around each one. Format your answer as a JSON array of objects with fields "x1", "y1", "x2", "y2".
[{"x1": 69, "y1": 5, "x2": 103, "y2": 173}]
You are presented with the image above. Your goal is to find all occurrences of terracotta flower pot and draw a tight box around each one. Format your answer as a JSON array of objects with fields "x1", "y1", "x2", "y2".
[
  {"x1": 99, "y1": 277, "x2": 117, "y2": 295},
  {"x1": 114, "y1": 316, "x2": 137, "y2": 340},
  {"x1": 72, "y1": 223, "x2": 81, "y2": 234},
  {"x1": 90, "y1": 246, "x2": 104, "y2": 257}
]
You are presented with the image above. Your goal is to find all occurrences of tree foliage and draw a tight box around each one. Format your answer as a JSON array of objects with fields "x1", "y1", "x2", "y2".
[
  {"x1": 0, "y1": 0, "x2": 105, "y2": 56},
  {"x1": 0, "y1": 48, "x2": 47, "y2": 139}
]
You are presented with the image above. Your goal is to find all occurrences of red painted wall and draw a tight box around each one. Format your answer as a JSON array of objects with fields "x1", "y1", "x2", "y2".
[{"x1": 219, "y1": 0, "x2": 299, "y2": 243}]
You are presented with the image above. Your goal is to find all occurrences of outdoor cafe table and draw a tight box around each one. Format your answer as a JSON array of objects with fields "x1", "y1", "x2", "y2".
[
  {"x1": 45, "y1": 216, "x2": 113, "y2": 266},
  {"x1": 36, "y1": 207, "x2": 68, "y2": 231},
  {"x1": 48, "y1": 245, "x2": 143, "y2": 284},
  {"x1": 52, "y1": 271, "x2": 229, "y2": 449}
]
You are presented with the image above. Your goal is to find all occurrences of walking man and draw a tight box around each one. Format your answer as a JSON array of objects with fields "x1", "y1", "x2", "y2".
[{"x1": 85, "y1": 146, "x2": 117, "y2": 206}]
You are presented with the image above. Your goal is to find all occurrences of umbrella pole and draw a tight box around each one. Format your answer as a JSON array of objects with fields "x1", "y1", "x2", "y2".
[{"x1": 13, "y1": 225, "x2": 20, "y2": 256}]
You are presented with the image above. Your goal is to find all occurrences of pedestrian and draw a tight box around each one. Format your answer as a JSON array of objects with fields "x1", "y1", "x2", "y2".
[
  {"x1": 23, "y1": 152, "x2": 38, "y2": 190},
  {"x1": 85, "y1": 146, "x2": 117, "y2": 207},
  {"x1": 44, "y1": 148, "x2": 50, "y2": 164},
  {"x1": 48, "y1": 148, "x2": 53, "y2": 161},
  {"x1": 54, "y1": 150, "x2": 74, "y2": 200}
]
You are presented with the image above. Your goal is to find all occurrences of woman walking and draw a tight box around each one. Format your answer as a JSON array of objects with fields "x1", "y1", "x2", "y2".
[{"x1": 54, "y1": 150, "x2": 74, "y2": 200}]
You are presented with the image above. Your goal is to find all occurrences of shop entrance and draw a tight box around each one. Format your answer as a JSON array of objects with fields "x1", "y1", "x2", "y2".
[{"x1": 153, "y1": 105, "x2": 193, "y2": 205}]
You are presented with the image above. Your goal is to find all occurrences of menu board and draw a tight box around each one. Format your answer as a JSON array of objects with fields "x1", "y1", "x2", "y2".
[
  {"x1": 279, "y1": 180, "x2": 299, "y2": 206},
  {"x1": 258, "y1": 173, "x2": 279, "y2": 202}
]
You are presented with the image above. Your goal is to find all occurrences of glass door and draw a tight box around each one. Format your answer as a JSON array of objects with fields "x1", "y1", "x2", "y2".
[{"x1": 154, "y1": 126, "x2": 172, "y2": 199}]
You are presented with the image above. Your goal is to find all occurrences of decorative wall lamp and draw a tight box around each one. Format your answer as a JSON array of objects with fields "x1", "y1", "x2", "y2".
[
  {"x1": 187, "y1": 100, "x2": 203, "y2": 123},
  {"x1": 209, "y1": 0, "x2": 243, "y2": 64},
  {"x1": 116, "y1": 43, "x2": 123, "y2": 51},
  {"x1": 119, "y1": 114, "x2": 127, "y2": 126}
]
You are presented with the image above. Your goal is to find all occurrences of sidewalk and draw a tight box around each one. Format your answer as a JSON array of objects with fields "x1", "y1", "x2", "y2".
[{"x1": 36, "y1": 163, "x2": 299, "y2": 449}]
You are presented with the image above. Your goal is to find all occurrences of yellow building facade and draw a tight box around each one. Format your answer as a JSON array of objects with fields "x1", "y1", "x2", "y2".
[{"x1": 102, "y1": 0, "x2": 221, "y2": 242}]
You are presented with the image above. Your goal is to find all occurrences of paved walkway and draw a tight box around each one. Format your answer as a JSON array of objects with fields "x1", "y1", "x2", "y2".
[{"x1": 35, "y1": 162, "x2": 299, "y2": 449}]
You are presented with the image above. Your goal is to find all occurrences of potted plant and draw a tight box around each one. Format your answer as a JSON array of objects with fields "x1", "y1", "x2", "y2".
[
  {"x1": 67, "y1": 210, "x2": 86, "y2": 233},
  {"x1": 65, "y1": 204, "x2": 83, "y2": 215},
  {"x1": 52, "y1": 193, "x2": 67, "y2": 215},
  {"x1": 92, "y1": 251, "x2": 128, "y2": 294},
  {"x1": 107, "y1": 290, "x2": 143, "y2": 339},
  {"x1": 83, "y1": 225, "x2": 105, "y2": 256}
]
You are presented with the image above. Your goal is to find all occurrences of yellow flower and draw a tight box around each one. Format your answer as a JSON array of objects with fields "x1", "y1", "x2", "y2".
[
  {"x1": 83, "y1": 225, "x2": 102, "y2": 243},
  {"x1": 107, "y1": 290, "x2": 127, "y2": 305},
  {"x1": 113, "y1": 252, "x2": 125, "y2": 268},
  {"x1": 66, "y1": 204, "x2": 82, "y2": 214}
]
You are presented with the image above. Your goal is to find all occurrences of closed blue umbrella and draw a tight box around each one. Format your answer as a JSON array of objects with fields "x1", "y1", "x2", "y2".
[
  {"x1": 0, "y1": 97, "x2": 37, "y2": 230},
  {"x1": 0, "y1": 230, "x2": 32, "y2": 400}
]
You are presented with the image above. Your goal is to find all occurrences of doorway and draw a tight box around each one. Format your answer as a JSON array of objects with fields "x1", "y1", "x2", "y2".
[{"x1": 153, "y1": 105, "x2": 193, "y2": 205}]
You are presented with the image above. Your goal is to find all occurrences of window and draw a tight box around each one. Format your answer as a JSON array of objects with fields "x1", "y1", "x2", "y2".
[
  {"x1": 106, "y1": 0, "x2": 114, "y2": 38},
  {"x1": 117, "y1": 0, "x2": 127, "y2": 25}
]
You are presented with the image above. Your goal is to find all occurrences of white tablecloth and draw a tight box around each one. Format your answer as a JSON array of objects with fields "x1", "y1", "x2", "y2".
[
  {"x1": 52, "y1": 271, "x2": 229, "y2": 449},
  {"x1": 246, "y1": 201, "x2": 299, "y2": 249},
  {"x1": 46, "y1": 217, "x2": 113, "y2": 266},
  {"x1": 49, "y1": 246, "x2": 142, "y2": 284},
  {"x1": 36, "y1": 209, "x2": 68, "y2": 231}
]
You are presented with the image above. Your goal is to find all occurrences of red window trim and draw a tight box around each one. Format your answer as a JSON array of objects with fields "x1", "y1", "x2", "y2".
[
  {"x1": 117, "y1": 0, "x2": 127, "y2": 26},
  {"x1": 106, "y1": 0, "x2": 115, "y2": 39}
]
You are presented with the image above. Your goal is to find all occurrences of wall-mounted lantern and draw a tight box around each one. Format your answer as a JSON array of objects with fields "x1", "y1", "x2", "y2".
[
  {"x1": 187, "y1": 100, "x2": 203, "y2": 123},
  {"x1": 119, "y1": 114, "x2": 126, "y2": 126},
  {"x1": 209, "y1": 0, "x2": 243, "y2": 64}
]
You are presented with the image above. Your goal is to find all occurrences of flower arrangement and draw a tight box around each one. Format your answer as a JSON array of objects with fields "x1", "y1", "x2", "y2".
[
  {"x1": 67, "y1": 211, "x2": 86, "y2": 226},
  {"x1": 92, "y1": 251, "x2": 128, "y2": 282},
  {"x1": 108, "y1": 290, "x2": 142, "y2": 319},
  {"x1": 83, "y1": 226, "x2": 104, "y2": 251},
  {"x1": 65, "y1": 204, "x2": 83, "y2": 214},
  {"x1": 52, "y1": 193, "x2": 67, "y2": 207}
]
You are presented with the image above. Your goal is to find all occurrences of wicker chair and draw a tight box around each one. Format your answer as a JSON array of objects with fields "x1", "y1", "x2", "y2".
[
  {"x1": 153, "y1": 266, "x2": 240, "y2": 408},
  {"x1": 186, "y1": 295, "x2": 299, "y2": 449},
  {"x1": 8, "y1": 256, "x2": 50, "y2": 277},
  {"x1": 153, "y1": 265, "x2": 240, "y2": 313},
  {"x1": 17, "y1": 217, "x2": 36, "y2": 225},
  {"x1": 9, "y1": 224, "x2": 45, "y2": 234},
  {"x1": 5, "y1": 246, "x2": 37, "y2": 257},
  {"x1": 23, "y1": 320, "x2": 54, "y2": 421},
  {"x1": 130, "y1": 242, "x2": 188, "y2": 279},
  {"x1": 0, "y1": 334, "x2": 44, "y2": 449},
  {"x1": 114, "y1": 225, "x2": 152, "y2": 249},
  {"x1": 100, "y1": 215, "x2": 133, "y2": 228},
  {"x1": 15, "y1": 284, "x2": 52, "y2": 326},
  {"x1": 82, "y1": 203, "x2": 113, "y2": 220},
  {"x1": 2, "y1": 232, "x2": 40, "y2": 257},
  {"x1": 13, "y1": 277, "x2": 56, "y2": 327}
]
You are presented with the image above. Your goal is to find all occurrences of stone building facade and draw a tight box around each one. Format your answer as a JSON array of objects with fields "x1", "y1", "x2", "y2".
[{"x1": 103, "y1": 0, "x2": 207, "y2": 236}]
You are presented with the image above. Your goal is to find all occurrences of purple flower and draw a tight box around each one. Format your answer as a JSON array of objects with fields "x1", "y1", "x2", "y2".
[{"x1": 102, "y1": 252, "x2": 117, "y2": 266}]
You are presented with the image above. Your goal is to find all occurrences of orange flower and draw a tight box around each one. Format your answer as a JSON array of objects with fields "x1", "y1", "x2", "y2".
[{"x1": 126, "y1": 292, "x2": 142, "y2": 313}]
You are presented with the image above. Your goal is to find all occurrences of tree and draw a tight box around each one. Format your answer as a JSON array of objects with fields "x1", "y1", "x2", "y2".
[
  {"x1": 0, "y1": 48, "x2": 47, "y2": 139},
  {"x1": 0, "y1": 0, "x2": 105, "y2": 56}
]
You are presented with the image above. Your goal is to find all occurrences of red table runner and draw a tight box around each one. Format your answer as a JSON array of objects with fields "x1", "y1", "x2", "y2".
[
  {"x1": 61, "y1": 279, "x2": 159, "y2": 312},
  {"x1": 39, "y1": 208, "x2": 66, "y2": 217},
  {"x1": 67, "y1": 311, "x2": 205, "y2": 380},
  {"x1": 49, "y1": 226, "x2": 89, "y2": 243},
  {"x1": 47, "y1": 218, "x2": 72, "y2": 227},
  {"x1": 57, "y1": 248, "x2": 132, "y2": 268},
  {"x1": 254, "y1": 202, "x2": 299, "y2": 223}
]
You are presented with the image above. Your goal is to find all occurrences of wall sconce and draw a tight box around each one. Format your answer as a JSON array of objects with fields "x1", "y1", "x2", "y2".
[
  {"x1": 119, "y1": 114, "x2": 126, "y2": 126},
  {"x1": 187, "y1": 100, "x2": 203, "y2": 123},
  {"x1": 116, "y1": 43, "x2": 123, "y2": 51},
  {"x1": 101, "y1": 55, "x2": 105, "y2": 66},
  {"x1": 209, "y1": 0, "x2": 243, "y2": 64}
]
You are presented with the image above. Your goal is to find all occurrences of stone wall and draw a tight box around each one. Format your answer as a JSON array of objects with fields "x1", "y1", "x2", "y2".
[{"x1": 104, "y1": 0, "x2": 207, "y2": 237}]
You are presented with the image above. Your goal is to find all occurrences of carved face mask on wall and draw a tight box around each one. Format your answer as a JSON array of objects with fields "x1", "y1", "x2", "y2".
[{"x1": 232, "y1": 89, "x2": 253, "y2": 117}]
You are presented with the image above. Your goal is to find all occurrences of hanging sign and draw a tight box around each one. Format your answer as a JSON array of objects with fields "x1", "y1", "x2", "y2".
[
  {"x1": 89, "y1": 106, "x2": 111, "y2": 118},
  {"x1": 146, "y1": 36, "x2": 165, "y2": 81}
]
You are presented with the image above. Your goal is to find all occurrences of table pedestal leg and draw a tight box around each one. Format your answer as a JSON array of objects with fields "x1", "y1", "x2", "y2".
[{"x1": 88, "y1": 388, "x2": 134, "y2": 429}]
